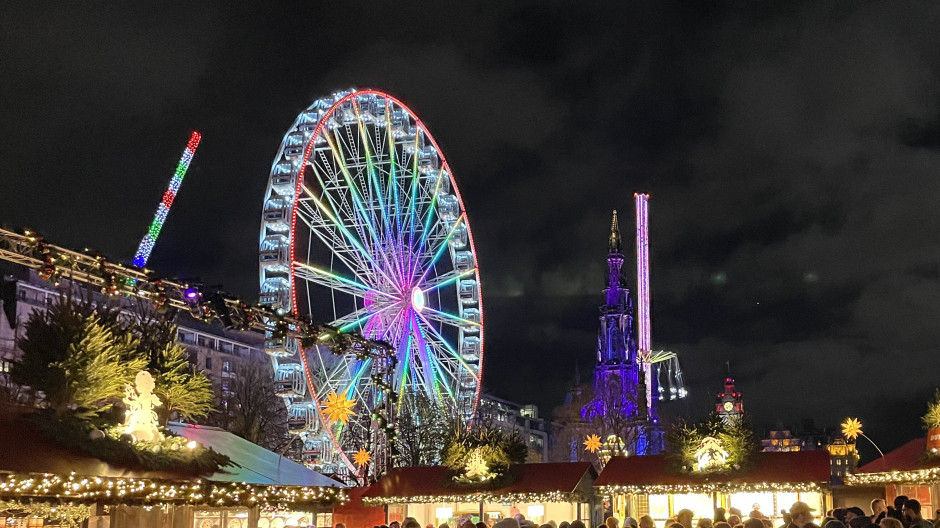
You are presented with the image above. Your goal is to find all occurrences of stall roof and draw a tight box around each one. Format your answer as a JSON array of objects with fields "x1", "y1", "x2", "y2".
[
  {"x1": 595, "y1": 452, "x2": 831, "y2": 493},
  {"x1": 361, "y1": 462, "x2": 597, "y2": 504},
  {"x1": 856, "y1": 439, "x2": 937, "y2": 474},
  {"x1": 0, "y1": 408, "x2": 340, "y2": 487},
  {"x1": 168, "y1": 422, "x2": 343, "y2": 487},
  {"x1": 847, "y1": 438, "x2": 940, "y2": 487}
]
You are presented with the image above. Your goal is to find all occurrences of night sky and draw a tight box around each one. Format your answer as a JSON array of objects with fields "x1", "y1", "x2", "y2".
[{"x1": 3, "y1": 2, "x2": 940, "y2": 457}]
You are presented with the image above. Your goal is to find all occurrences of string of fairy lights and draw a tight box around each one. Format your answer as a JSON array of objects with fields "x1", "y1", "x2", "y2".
[
  {"x1": 596, "y1": 481, "x2": 824, "y2": 496},
  {"x1": 0, "y1": 473, "x2": 346, "y2": 510},
  {"x1": 845, "y1": 467, "x2": 940, "y2": 486},
  {"x1": 362, "y1": 491, "x2": 586, "y2": 507}
]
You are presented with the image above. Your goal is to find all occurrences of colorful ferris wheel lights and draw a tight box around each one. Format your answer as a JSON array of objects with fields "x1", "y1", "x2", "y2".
[{"x1": 133, "y1": 131, "x2": 202, "y2": 268}]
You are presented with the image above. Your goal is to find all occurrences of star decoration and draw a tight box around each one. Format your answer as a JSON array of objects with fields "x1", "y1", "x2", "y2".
[
  {"x1": 584, "y1": 434, "x2": 602, "y2": 453},
  {"x1": 842, "y1": 417, "x2": 863, "y2": 441},
  {"x1": 322, "y1": 392, "x2": 356, "y2": 424},
  {"x1": 353, "y1": 449, "x2": 371, "y2": 468}
]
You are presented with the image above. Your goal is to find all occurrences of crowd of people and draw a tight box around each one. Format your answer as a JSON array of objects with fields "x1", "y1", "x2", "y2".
[
  {"x1": 340, "y1": 498, "x2": 940, "y2": 528},
  {"x1": 587, "y1": 498, "x2": 940, "y2": 528}
]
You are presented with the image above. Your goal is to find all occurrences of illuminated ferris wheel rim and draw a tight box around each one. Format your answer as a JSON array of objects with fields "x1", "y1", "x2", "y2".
[{"x1": 260, "y1": 88, "x2": 485, "y2": 473}]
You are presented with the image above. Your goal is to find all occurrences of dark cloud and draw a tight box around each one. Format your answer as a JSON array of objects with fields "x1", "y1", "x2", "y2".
[{"x1": 2, "y1": 0, "x2": 940, "y2": 453}]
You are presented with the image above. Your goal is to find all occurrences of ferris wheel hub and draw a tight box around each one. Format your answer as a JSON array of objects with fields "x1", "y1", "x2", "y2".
[{"x1": 410, "y1": 286, "x2": 426, "y2": 312}]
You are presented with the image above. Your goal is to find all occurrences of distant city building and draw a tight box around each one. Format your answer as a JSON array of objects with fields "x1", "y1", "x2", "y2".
[
  {"x1": 0, "y1": 265, "x2": 269, "y2": 413},
  {"x1": 478, "y1": 394, "x2": 550, "y2": 462},
  {"x1": 715, "y1": 376, "x2": 744, "y2": 424},
  {"x1": 759, "y1": 418, "x2": 856, "y2": 483}
]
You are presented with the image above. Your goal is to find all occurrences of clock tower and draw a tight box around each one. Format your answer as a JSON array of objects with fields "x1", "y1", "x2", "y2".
[{"x1": 716, "y1": 376, "x2": 744, "y2": 424}]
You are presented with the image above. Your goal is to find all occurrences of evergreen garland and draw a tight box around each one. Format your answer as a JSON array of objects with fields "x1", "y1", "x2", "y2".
[
  {"x1": 32, "y1": 411, "x2": 233, "y2": 475},
  {"x1": 665, "y1": 412, "x2": 760, "y2": 475}
]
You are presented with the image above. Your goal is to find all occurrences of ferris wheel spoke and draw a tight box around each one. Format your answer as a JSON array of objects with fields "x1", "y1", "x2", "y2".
[
  {"x1": 410, "y1": 312, "x2": 456, "y2": 402},
  {"x1": 324, "y1": 130, "x2": 400, "y2": 287},
  {"x1": 296, "y1": 200, "x2": 377, "y2": 283},
  {"x1": 416, "y1": 311, "x2": 480, "y2": 384},
  {"x1": 300, "y1": 186, "x2": 400, "y2": 288},
  {"x1": 420, "y1": 306, "x2": 480, "y2": 329},
  {"x1": 414, "y1": 214, "x2": 466, "y2": 286},
  {"x1": 293, "y1": 262, "x2": 395, "y2": 301},
  {"x1": 359, "y1": 120, "x2": 404, "y2": 283},
  {"x1": 421, "y1": 268, "x2": 475, "y2": 295},
  {"x1": 331, "y1": 301, "x2": 402, "y2": 331}
]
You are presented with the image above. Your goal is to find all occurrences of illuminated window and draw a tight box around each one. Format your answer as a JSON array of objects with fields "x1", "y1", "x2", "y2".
[{"x1": 648, "y1": 494, "x2": 669, "y2": 521}]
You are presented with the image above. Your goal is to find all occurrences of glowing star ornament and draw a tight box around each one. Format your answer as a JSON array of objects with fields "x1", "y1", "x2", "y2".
[
  {"x1": 353, "y1": 449, "x2": 371, "y2": 468},
  {"x1": 842, "y1": 418, "x2": 863, "y2": 441},
  {"x1": 322, "y1": 392, "x2": 356, "y2": 424},
  {"x1": 584, "y1": 434, "x2": 602, "y2": 453},
  {"x1": 122, "y1": 371, "x2": 164, "y2": 443}
]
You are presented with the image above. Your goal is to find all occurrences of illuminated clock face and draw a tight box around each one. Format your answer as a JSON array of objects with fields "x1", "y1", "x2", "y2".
[{"x1": 724, "y1": 401, "x2": 734, "y2": 412}]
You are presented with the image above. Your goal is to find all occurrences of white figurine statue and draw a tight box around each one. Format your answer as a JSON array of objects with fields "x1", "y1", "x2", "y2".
[{"x1": 122, "y1": 371, "x2": 164, "y2": 443}]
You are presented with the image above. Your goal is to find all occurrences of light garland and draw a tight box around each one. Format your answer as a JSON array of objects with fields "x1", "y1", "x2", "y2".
[
  {"x1": 0, "y1": 500, "x2": 91, "y2": 528},
  {"x1": 133, "y1": 131, "x2": 202, "y2": 268},
  {"x1": 0, "y1": 472, "x2": 347, "y2": 510},
  {"x1": 846, "y1": 467, "x2": 940, "y2": 486},
  {"x1": 362, "y1": 490, "x2": 584, "y2": 506},
  {"x1": 597, "y1": 481, "x2": 823, "y2": 495}
]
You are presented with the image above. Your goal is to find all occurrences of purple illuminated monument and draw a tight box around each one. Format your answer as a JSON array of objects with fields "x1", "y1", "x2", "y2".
[{"x1": 581, "y1": 208, "x2": 663, "y2": 455}]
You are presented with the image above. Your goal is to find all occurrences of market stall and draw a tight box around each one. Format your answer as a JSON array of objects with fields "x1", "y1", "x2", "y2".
[
  {"x1": 846, "y1": 437, "x2": 940, "y2": 515},
  {"x1": 595, "y1": 451, "x2": 831, "y2": 525},
  {"x1": 0, "y1": 409, "x2": 346, "y2": 528},
  {"x1": 361, "y1": 462, "x2": 599, "y2": 527}
]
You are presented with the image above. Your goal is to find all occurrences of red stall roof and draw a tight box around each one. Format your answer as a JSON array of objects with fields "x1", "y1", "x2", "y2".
[
  {"x1": 847, "y1": 438, "x2": 940, "y2": 486},
  {"x1": 595, "y1": 451, "x2": 831, "y2": 493},
  {"x1": 857, "y1": 439, "x2": 936, "y2": 473},
  {"x1": 362, "y1": 462, "x2": 597, "y2": 504}
]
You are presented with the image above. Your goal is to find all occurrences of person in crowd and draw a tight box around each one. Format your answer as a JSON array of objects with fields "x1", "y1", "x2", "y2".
[
  {"x1": 715, "y1": 510, "x2": 728, "y2": 523},
  {"x1": 846, "y1": 508, "x2": 866, "y2": 523},
  {"x1": 428, "y1": 524, "x2": 437, "y2": 528},
  {"x1": 623, "y1": 518, "x2": 636, "y2": 528},
  {"x1": 880, "y1": 518, "x2": 903, "y2": 528},
  {"x1": 390, "y1": 522, "x2": 400, "y2": 528},
  {"x1": 539, "y1": 524, "x2": 553, "y2": 528},
  {"x1": 848, "y1": 516, "x2": 874, "y2": 528},
  {"x1": 559, "y1": 522, "x2": 570, "y2": 528},
  {"x1": 334, "y1": 524, "x2": 345, "y2": 528},
  {"x1": 669, "y1": 523, "x2": 685, "y2": 528},
  {"x1": 638, "y1": 516, "x2": 654, "y2": 528},
  {"x1": 569, "y1": 521, "x2": 585, "y2": 528},
  {"x1": 750, "y1": 511, "x2": 764, "y2": 520},
  {"x1": 698, "y1": 518, "x2": 714, "y2": 528},
  {"x1": 728, "y1": 516, "x2": 742, "y2": 527},
  {"x1": 787, "y1": 502, "x2": 817, "y2": 528},
  {"x1": 494, "y1": 519, "x2": 520, "y2": 528},
  {"x1": 714, "y1": 522, "x2": 732, "y2": 528},
  {"x1": 729, "y1": 511, "x2": 743, "y2": 520},
  {"x1": 404, "y1": 519, "x2": 421, "y2": 528},
  {"x1": 761, "y1": 519, "x2": 773, "y2": 528},
  {"x1": 890, "y1": 498, "x2": 909, "y2": 526},
  {"x1": 903, "y1": 499, "x2": 934, "y2": 528},
  {"x1": 597, "y1": 524, "x2": 606, "y2": 528},
  {"x1": 476, "y1": 522, "x2": 487, "y2": 528},
  {"x1": 677, "y1": 510, "x2": 694, "y2": 528},
  {"x1": 606, "y1": 517, "x2": 620, "y2": 528},
  {"x1": 823, "y1": 520, "x2": 845, "y2": 528},
  {"x1": 744, "y1": 517, "x2": 764, "y2": 528},
  {"x1": 439, "y1": 523, "x2": 451, "y2": 528},
  {"x1": 547, "y1": 522, "x2": 557, "y2": 528},
  {"x1": 872, "y1": 500, "x2": 888, "y2": 524},
  {"x1": 833, "y1": 511, "x2": 847, "y2": 525}
]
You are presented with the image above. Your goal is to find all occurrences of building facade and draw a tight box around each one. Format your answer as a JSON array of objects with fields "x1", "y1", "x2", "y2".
[
  {"x1": 0, "y1": 265, "x2": 270, "y2": 413},
  {"x1": 478, "y1": 394, "x2": 551, "y2": 462}
]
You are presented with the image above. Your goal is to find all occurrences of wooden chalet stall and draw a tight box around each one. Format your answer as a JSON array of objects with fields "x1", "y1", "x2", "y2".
[
  {"x1": 846, "y1": 437, "x2": 940, "y2": 515},
  {"x1": 595, "y1": 452, "x2": 832, "y2": 525},
  {"x1": 361, "y1": 462, "x2": 600, "y2": 527},
  {"x1": 0, "y1": 411, "x2": 346, "y2": 528}
]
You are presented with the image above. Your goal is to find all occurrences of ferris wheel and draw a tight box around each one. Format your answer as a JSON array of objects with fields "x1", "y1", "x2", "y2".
[{"x1": 259, "y1": 89, "x2": 484, "y2": 477}]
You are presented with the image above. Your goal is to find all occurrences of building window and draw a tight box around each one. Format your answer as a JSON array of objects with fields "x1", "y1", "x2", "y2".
[
  {"x1": 223, "y1": 360, "x2": 231, "y2": 372},
  {"x1": 222, "y1": 381, "x2": 229, "y2": 392},
  {"x1": 0, "y1": 360, "x2": 10, "y2": 373},
  {"x1": 206, "y1": 357, "x2": 212, "y2": 370}
]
